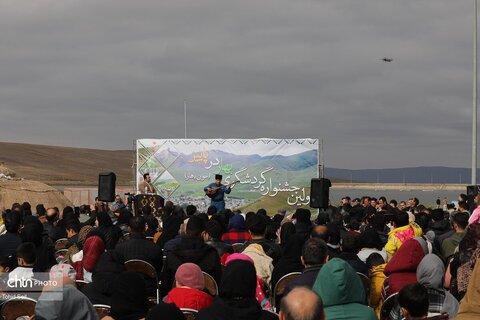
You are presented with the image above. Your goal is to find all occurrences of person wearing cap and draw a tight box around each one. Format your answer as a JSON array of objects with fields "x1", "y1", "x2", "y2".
[
  {"x1": 204, "y1": 174, "x2": 232, "y2": 212},
  {"x1": 165, "y1": 262, "x2": 213, "y2": 311}
]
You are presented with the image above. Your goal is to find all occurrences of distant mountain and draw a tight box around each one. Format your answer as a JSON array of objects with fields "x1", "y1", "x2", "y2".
[
  {"x1": 154, "y1": 149, "x2": 318, "y2": 172},
  {"x1": 325, "y1": 166, "x2": 477, "y2": 184}
]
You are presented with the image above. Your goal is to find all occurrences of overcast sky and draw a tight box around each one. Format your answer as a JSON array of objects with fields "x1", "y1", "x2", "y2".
[{"x1": 0, "y1": 1, "x2": 476, "y2": 169}]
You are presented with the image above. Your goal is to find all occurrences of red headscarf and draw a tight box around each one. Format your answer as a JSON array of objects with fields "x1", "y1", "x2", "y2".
[{"x1": 72, "y1": 235, "x2": 105, "y2": 280}]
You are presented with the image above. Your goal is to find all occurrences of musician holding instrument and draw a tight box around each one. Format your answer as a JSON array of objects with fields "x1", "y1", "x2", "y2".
[{"x1": 204, "y1": 174, "x2": 232, "y2": 212}]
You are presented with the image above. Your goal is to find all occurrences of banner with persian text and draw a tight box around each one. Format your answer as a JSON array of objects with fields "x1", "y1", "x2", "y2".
[{"x1": 136, "y1": 139, "x2": 319, "y2": 213}]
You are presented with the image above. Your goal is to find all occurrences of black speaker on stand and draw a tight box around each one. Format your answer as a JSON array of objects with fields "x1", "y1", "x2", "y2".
[
  {"x1": 310, "y1": 178, "x2": 331, "y2": 209},
  {"x1": 98, "y1": 172, "x2": 116, "y2": 202}
]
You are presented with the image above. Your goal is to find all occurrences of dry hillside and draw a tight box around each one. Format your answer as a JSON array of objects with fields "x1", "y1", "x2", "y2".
[{"x1": 0, "y1": 142, "x2": 134, "y2": 185}]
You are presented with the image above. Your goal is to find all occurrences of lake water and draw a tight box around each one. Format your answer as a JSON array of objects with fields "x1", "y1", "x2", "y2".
[{"x1": 330, "y1": 188, "x2": 464, "y2": 207}]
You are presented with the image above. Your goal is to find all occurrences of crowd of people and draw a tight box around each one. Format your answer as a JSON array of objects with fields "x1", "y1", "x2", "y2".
[{"x1": 0, "y1": 193, "x2": 479, "y2": 320}]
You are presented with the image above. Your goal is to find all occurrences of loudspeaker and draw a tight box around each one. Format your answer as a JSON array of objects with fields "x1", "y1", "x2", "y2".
[
  {"x1": 98, "y1": 172, "x2": 116, "y2": 202},
  {"x1": 310, "y1": 178, "x2": 331, "y2": 209}
]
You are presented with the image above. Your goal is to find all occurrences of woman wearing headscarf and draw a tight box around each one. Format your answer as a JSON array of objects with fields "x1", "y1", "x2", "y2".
[
  {"x1": 449, "y1": 222, "x2": 480, "y2": 300},
  {"x1": 270, "y1": 233, "x2": 307, "y2": 290},
  {"x1": 156, "y1": 205, "x2": 183, "y2": 250},
  {"x1": 456, "y1": 255, "x2": 480, "y2": 319},
  {"x1": 221, "y1": 214, "x2": 252, "y2": 245},
  {"x1": 278, "y1": 222, "x2": 296, "y2": 250},
  {"x1": 417, "y1": 254, "x2": 458, "y2": 318},
  {"x1": 65, "y1": 225, "x2": 94, "y2": 263},
  {"x1": 146, "y1": 302, "x2": 185, "y2": 320},
  {"x1": 197, "y1": 259, "x2": 278, "y2": 320},
  {"x1": 96, "y1": 211, "x2": 122, "y2": 250},
  {"x1": 109, "y1": 271, "x2": 149, "y2": 320},
  {"x1": 225, "y1": 253, "x2": 273, "y2": 311},
  {"x1": 382, "y1": 238, "x2": 425, "y2": 298},
  {"x1": 72, "y1": 235, "x2": 105, "y2": 282}
]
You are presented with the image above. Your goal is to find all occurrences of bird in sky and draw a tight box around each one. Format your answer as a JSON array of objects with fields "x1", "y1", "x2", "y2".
[{"x1": 381, "y1": 57, "x2": 393, "y2": 62}]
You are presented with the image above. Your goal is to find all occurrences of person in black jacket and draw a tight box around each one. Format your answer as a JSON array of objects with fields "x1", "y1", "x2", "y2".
[
  {"x1": 80, "y1": 250, "x2": 126, "y2": 305},
  {"x1": 96, "y1": 211, "x2": 122, "y2": 250},
  {"x1": 115, "y1": 216, "x2": 163, "y2": 273},
  {"x1": 204, "y1": 220, "x2": 233, "y2": 258},
  {"x1": 20, "y1": 217, "x2": 56, "y2": 272},
  {"x1": 337, "y1": 232, "x2": 368, "y2": 276},
  {"x1": 0, "y1": 211, "x2": 22, "y2": 258},
  {"x1": 161, "y1": 215, "x2": 221, "y2": 297},
  {"x1": 197, "y1": 259, "x2": 278, "y2": 320}
]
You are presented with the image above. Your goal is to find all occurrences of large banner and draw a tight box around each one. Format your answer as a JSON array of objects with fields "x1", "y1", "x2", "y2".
[{"x1": 136, "y1": 139, "x2": 319, "y2": 213}]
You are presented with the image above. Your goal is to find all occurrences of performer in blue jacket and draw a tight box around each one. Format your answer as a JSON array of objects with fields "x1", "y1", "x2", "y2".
[{"x1": 204, "y1": 174, "x2": 231, "y2": 212}]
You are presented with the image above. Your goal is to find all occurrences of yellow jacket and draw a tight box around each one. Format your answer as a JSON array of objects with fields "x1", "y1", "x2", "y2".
[
  {"x1": 385, "y1": 222, "x2": 422, "y2": 256},
  {"x1": 369, "y1": 263, "x2": 387, "y2": 318}
]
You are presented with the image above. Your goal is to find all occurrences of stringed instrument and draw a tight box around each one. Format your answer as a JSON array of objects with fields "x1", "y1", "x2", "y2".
[{"x1": 205, "y1": 180, "x2": 240, "y2": 198}]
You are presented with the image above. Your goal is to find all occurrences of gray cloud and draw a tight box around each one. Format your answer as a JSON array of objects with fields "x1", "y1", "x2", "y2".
[{"x1": 0, "y1": 0, "x2": 475, "y2": 169}]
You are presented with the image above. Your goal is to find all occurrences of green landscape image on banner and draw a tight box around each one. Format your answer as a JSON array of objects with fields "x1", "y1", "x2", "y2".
[{"x1": 136, "y1": 139, "x2": 319, "y2": 213}]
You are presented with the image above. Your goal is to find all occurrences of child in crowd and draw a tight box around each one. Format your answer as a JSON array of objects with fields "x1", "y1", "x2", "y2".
[
  {"x1": 165, "y1": 262, "x2": 213, "y2": 311},
  {"x1": 398, "y1": 283, "x2": 429, "y2": 320},
  {"x1": 366, "y1": 252, "x2": 386, "y2": 318},
  {"x1": 0, "y1": 256, "x2": 11, "y2": 297},
  {"x1": 0, "y1": 256, "x2": 11, "y2": 273},
  {"x1": 8, "y1": 242, "x2": 36, "y2": 282}
]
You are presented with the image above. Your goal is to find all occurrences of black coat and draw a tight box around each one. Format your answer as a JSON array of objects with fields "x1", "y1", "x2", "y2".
[
  {"x1": 161, "y1": 236, "x2": 221, "y2": 297},
  {"x1": 271, "y1": 233, "x2": 307, "y2": 288},
  {"x1": 81, "y1": 250, "x2": 126, "y2": 305},
  {"x1": 115, "y1": 233, "x2": 163, "y2": 273},
  {"x1": 337, "y1": 252, "x2": 368, "y2": 276},
  {"x1": 98, "y1": 225, "x2": 123, "y2": 250},
  {"x1": 197, "y1": 297, "x2": 278, "y2": 320}
]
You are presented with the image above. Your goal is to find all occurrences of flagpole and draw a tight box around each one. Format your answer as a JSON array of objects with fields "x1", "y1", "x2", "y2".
[
  {"x1": 184, "y1": 100, "x2": 187, "y2": 139},
  {"x1": 473, "y1": 0, "x2": 478, "y2": 184}
]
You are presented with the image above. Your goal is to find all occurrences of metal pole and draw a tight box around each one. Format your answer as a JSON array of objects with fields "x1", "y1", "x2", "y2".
[
  {"x1": 473, "y1": 0, "x2": 478, "y2": 184},
  {"x1": 184, "y1": 100, "x2": 187, "y2": 139}
]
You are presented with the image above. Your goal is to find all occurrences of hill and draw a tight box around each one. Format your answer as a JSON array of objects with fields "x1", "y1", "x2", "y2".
[
  {"x1": 0, "y1": 141, "x2": 476, "y2": 186},
  {"x1": 0, "y1": 142, "x2": 133, "y2": 185}
]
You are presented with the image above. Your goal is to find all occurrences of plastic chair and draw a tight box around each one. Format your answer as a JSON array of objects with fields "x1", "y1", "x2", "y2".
[
  {"x1": 380, "y1": 292, "x2": 399, "y2": 320},
  {"x1": 54, "y1": 238, "x2": 69, "y2": 251},
  {"x1": 426, "y1": 313, "x2": 449, "y2": 320},
  {"x1": 54, "y1": 249, "x2": 68, "y2": 259},
  {"x1": 75, "y1": 279, "x2": 88, "y2": 291},
  {"x1": 231, "y1": 243, "x2": 245, "y2": 253},
  {"x1": 203, "y1": 272, "x2": 219, "y2": 296},
  {"x1": 357, "y1": 272, "x2": 370, "y2": 305},
  {"x1": 0, "y1": 296, "x2": 37, "y2": 320},
  {"x1": 272, "y1": 272, "x2": 302, "y2": 311},
  {"x1": 93, "y1": 304, "x2": 111, "y2": 319},
  {"x1": 124, "y1": 259, "x2": 160, "y2": 304},
  {"x1": 180, "y1": 308, "x2": 198, "y2": 320}
]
